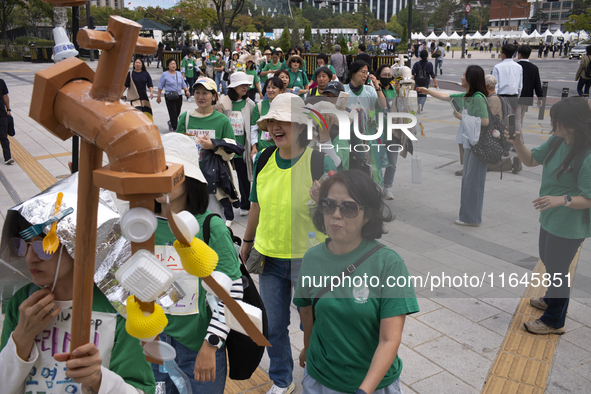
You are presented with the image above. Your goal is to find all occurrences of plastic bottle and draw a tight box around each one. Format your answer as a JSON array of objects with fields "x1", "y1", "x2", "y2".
[
  {"x1": 306, "y1": 231, "x2": 320, "y2": 250},
  {"x1": 307, "y1": 170, "x2": 337, "y2": 206}
]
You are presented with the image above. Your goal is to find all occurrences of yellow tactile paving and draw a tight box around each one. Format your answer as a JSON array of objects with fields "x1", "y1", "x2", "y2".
[
  {"x1": 224, "y1": 367, "x2": 272, "y2": 394},
  {"x1": 9, "y1": 136, "x2": 57, "y2": 191},
  {"x1": 34, "y1": 152, "x2": 72, "y2": 160},
  {"x1": 483, "y1": 248, "x2": 581, "y2": 394}
]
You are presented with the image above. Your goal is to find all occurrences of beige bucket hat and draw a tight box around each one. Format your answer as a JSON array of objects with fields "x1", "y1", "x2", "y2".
[{"x1": 256, "y1": 93, "x2": 310, "y2": 131}]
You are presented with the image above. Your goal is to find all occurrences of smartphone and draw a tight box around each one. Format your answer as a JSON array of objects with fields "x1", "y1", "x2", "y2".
[
  {"x1": 450, "y1": 98, "x2": 461, "y2": 113},
  {"x1": 335, "y1": 91, "x2": 350, "y2": 110},
  {"x1": 508, "y1": 114, "x2": 516, "y2": 140}
]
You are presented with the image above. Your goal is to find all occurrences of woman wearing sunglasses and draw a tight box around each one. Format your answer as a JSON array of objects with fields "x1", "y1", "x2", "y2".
[
  {"x1": 295, "y1": 170, "x2": 419, "y2": 394},
  {"x1": 0, "y1": 184, "x2": 155, "y2": 394},
  {"x1": 285, "y1": 55, "x2": 309, "y2": 100},
  {"x1": 239, "y1": 93, "x2": 336, "y2": 394}
]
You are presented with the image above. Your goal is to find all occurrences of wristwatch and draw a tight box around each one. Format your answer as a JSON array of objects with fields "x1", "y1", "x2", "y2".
[
  {"x1": 564, "y1": 195, "x2": 572, "y2": 207},
  {"x1": 205, "y1": 333, "x2": 222, "y2": 349}
]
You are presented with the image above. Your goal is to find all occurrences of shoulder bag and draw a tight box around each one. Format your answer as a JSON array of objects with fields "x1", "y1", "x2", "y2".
[
  {"x1": 165, "y1": 72, "x2": 180, "y2": 101},
  {"x1": 469, "y1": 103, "x2": 505, "y2": 165}
]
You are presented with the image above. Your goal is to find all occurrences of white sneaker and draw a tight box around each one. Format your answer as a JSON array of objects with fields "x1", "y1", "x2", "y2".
[
  {"x1": 225, "y1": 220, "x2": 233, "y2": 227},
  {"x1": 384, "y1": 187, "x2": 394, "y2": 200},
  {"x1": 4, "y1": 158, "x2": 14, "y2": 164},
  {"x1": 239, "y1": 209, "x2": 249, "y2": 216},
  {"x1": 266, "y1": 382, "x2": 295, "y2": 394}
]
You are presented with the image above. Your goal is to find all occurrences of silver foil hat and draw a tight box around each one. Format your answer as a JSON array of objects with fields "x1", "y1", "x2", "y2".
[{"x1": 0, "y1": 173, "x2": 184, "y2": 316}]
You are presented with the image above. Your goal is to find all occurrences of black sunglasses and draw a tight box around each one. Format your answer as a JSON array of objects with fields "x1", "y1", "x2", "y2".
[
  {"x1": 318, "y1": 198, "x2": 364, "y2": 218},
  {"x1": 10, "y1": 237, "x2": 56, "y2": 260},
  {"x1": 292, "y1": 60, "x2": 301, "y2": 63}
]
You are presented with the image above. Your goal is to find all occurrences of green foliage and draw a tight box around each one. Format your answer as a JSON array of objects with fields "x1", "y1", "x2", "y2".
[
  {"x1": 339, "y1": 36, "x2": 348, "y2": 54},
  {"x1": 386, "y1": 17, "x2": 403, "y2": 36},
  {"x1": 291, "y1": 19, "x2": 302, "y2": 47},
  {"x1": 431, "y1": 0, "x2": 460, "y2": 31},
  {"x1": 399, "y1": 25, "x2": 408, "y2": 51},
  {"x1": 224, "y1": 34, "x2": 232, "y2": 50},
  {"x1": 15, "y1": 36, "x2": 54, "y2": 46},
  {"x1": 279, "y1": 28, "x2": 291, "y2": 52},
  {"x1": 259, "y1": 29, "x2": 267, "y2": 50},
  {"x1": 565, "y1": 9, "x2": 591, "y2": 33},
  {"x1": 397, "y1": 6, "x2": 424, "y2": 32},
  {"x1": 304, "y1": 24, "x2": 312, "y2": 42}
]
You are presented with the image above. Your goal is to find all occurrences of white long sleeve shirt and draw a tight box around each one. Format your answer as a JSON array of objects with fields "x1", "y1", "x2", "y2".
[{"x1": 493, "y1": 58, "x2": 523, "y2": 96}]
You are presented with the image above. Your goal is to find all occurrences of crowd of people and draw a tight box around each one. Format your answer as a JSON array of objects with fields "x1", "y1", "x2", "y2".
[{"x1": 1, "y1": 36, "x2": 591, "y2": 394}]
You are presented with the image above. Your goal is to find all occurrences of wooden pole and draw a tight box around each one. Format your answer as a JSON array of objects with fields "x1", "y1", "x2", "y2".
[{"x1": 70, "y1": 140, "x2": 103, "y2": 352}]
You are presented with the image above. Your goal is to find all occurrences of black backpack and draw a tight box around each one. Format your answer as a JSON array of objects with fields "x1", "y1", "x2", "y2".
[
  {"x1": 415, "y1": 61, "x2": 429, "y2": 87},
  {"x1": 255, "y1": 146, "x2": 325, "y2": 182},
  {"x1": 585, "y1": 55, "x2": 591, "y2": 79},
  {"x1": 202, "y1": 214, "x2": 269, "y2": 380}
]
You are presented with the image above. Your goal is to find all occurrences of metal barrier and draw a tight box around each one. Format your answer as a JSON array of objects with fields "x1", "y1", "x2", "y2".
[
  {"x1": 162, "y1": 51, "x2": 182, "y2": 71},
  {"x1": 301, "y1": 53, "x2": 403, "y2": 80}
]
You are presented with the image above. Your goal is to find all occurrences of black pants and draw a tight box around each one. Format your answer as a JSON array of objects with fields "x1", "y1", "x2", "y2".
[
  {"x1": 165, "y1": 96, "x2": 183, "y2": 130},
  {"x1": 0, "y1": 116, "x2": 11, "y2": 161},
  {"x1": 219, "y1": 197, "x2": 234, "y2": 221},
  {"x1": 233, "y1": 157, "x2": 250, "y2": 210}
]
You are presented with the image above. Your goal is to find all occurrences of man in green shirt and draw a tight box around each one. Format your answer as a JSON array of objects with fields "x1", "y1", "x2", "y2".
[{"x1": 181, "y1": 52, "x2": 199, "y2": 96}]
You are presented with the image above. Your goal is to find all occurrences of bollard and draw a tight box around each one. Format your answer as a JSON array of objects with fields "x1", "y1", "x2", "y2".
[
  {"x1": 491, "y1": 54, "x2": 495, "y2": 58},
  {"x1": 452, "y1": 50, "x2": 454, "y2": 58},
  {"x1": 468, "y1": 53, "x2": 471, "y2": 58},
  {"x1": 561, "y1": 88, "x2": 569, "y2": 100},
  {"x1": 538, "y1": 81, "x2": 548, "y2": 120}
]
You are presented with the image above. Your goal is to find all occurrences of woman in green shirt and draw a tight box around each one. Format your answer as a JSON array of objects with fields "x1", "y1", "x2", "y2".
[
  {"x1": 507, "y1": 97, "x2": 591, "y2": 335},
  {"x1": 417, "y1": 65, "x2": 490, "y2": 226},
  {"x1": 306, "y1": 66, "x2": 333, "y2": 98},
  {"x1": 250, "y1": 76, "x2": 285, "y2": 159},
  {"x1": 260, "y1": 50, "x2": 282, "y2": 90},
  {"x1": 286, "y1": 55, "x2": 309, "y2": 99},
  {"x1": 295, "y1": 170, "x2": 418, "y2": 394},
  {"x1": 244, "y1": 56, "x2": 262, "y2": 102}
]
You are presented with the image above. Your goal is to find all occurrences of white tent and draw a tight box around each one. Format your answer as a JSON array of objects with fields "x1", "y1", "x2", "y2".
[
  {"x1": 579, "y1": 30, "x2": 589, "y2": 40},
  {"x1": 448, "y1": 31, "x2": 461, "y2": 40},
  {"x1": 472, "y1": 31, "x2": 483, "y2": 40},
  {"x1": 529, "y1": 29, "x2": 541, "y2": 39},
  {"x1": 438, "y1": 31, "x2": 449, "y2": 40},
  {"x1": 541, "y1": 29, "x2": 553, "y2": 37},
  {"x1": 417, "y1": 32, "x2": 426, "y2": 39},
  {"x1": 482, "y1": 31, "x2": 491, "y2": 39},
  {"x1": 411, "y1": 33, "x2": 416, "y2": 39},
  {"x1": 426, "y1": 32, "x2": 438, "y2": 40},
  {"x1": 553, "y1": 29, "x2": 564, "y2": 38}
]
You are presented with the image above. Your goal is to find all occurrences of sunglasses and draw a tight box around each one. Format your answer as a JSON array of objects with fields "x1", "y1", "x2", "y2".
[
  {"x1": 292, "y1": 60, "x2": 301, "y2": 63},
  {"x1": 10, "y1": 237, "x2": 56, "y2": 260},
  {"x1": 318, "y1": 198, "x2": 364, "y2": 218}
]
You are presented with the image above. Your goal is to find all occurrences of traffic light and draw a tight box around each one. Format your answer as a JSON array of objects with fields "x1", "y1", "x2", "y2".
[
  {"x1": 89, "y1": 16, "x2": 95, "y2": 29},
  {"x1": 363, "y1": 23, "x2": 368, "y2": 34}
]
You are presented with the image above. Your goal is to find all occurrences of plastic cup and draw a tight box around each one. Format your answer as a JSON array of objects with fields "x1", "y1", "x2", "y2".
[
  {"x1": 121, "y1": 207, "x2": 158, "y2": 243},
  {"x1": 143, "y1": 341, "x2": 177, "y2": 362},
  {"x1": 172, "y1": 211, "x2": 200, "y2": 242}
]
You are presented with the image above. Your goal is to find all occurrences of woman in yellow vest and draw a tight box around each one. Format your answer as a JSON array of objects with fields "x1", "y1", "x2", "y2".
[{"x1": 240, "y1": 93, "x2": 336, "y2": 394}]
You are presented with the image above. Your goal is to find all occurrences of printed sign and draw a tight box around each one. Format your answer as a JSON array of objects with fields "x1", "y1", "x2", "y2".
[
  {"x1": 185, "y1": 129, "x2": 215, "y2": 161},
  {"x1": 155, "y1": 245, "x2": 199, "y2": 315},
  {"x1": 229, "y1": 111, "x2": 245, "y2": 136}
]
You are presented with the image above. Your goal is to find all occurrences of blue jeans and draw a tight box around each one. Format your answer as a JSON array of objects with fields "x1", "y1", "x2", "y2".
[
  {"x1": 302, "y1": 366, "x2": 403, "y2": 394},
  {"x1": 383, "y1": 138, "x2": 401, "y2": 189},
  {"x1": 435, "y1": 58, "x2": 443, "y2": 72},
  {"x1": 185, "y1": 76, "x2": 195, "y2": 96},
  {"x1": 577, "y1": 78, "x2": 591, "y2": 96},
  {"x1": 259, "y1": 257, "x2": 302, "y2": 388},
  {"x1": 538, "y1": 227, "x2": 584, "y2": 329},
  {"x1": 215, "y1": 72, "x2": 227, "y2": 95},
  {"x1": 459, "y1": 147, "x2": 488, "y2": 224},
  {"x1": 152, "y1": 333, "x2": 227, "y2": 394},
  {"x1": 417, "y1": 93, "x2": 427, "y2": 109}
]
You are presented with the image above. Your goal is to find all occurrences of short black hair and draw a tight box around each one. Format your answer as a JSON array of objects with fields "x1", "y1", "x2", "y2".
[
  {"x1": 517, "y1": 45, "x2": 532, "y2": 58},
  {"x1": 275, "y1": 69, "x2": 291, "y2": 84},
  {"x1": 266, "y1": 76, "x2": 284, "y2": 91},
  {"x1": 166, "y1": 58, "x2": 177, "y2": 68},
  {"x1": 502, "y1": 44, "x2": 517, "y2": 58},
  {"x1": 311, "y1": 170, "x2": 394, "y2": 240},
  {"x1": 349, "y1": 60, "x2": 369, "y2": 76},
  {"x1": 155, "y1": 177, "x2": 209, "y2": 216},
  {"x1": 420, "y1": 49, "x2": 428, "y2": 60},
  {"x1": 314, "y1": 66, "x2": 333, "y2": 81},
  {"x1": 358, "y1": 43, "x2": 366, "y2": 52},
  {"x1": 317, "y1": 53, "x2": 328, "y2": 64},
  {"x1": 228, "y1": 87, "x2": 247, "y2": 101}
]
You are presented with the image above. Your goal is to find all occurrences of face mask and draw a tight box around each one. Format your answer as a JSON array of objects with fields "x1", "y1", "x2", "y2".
[{"x1": 380, "y1": 77, "x2": 393, "y2": 87}]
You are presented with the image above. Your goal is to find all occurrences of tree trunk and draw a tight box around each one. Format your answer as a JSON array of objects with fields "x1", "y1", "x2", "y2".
[{"x1": 507, "y1": 0, "x2": 513, "y2": 30}]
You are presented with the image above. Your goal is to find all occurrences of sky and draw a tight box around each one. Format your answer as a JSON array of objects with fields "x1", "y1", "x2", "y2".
[{"x1": 125, "y1": 0, "x2": 179, "y2": 10}]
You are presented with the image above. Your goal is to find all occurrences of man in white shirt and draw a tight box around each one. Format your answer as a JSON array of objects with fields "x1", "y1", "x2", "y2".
[{"x1": 492, "y1": 44, "x2": 523, "y2": 112}]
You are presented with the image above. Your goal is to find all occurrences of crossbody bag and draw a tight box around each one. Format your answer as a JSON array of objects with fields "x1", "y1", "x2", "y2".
[{"x1": 165, "y1": 72, "x2": 180, "y2": 101}]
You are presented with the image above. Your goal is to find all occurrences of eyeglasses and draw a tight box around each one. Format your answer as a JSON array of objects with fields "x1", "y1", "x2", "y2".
[
  {"x1": 292, "y1": 60, "x2": 301, "y2": 64},
  {"x1": 318, "y1": 198, "x2": 364, "y2": 218},
  {"x1": 10, "y1": 237, "x2": 56, "y2": 260}
]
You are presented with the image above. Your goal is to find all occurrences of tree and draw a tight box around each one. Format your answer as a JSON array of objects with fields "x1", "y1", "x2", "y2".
[
  {"x1": 473, "y1": 0, "x2": 491, "y2": 31},
  {"x1": 304, "y1": 24, "x2": 312, "y2": 42},
  {"x1": 386, "y1": 16, "x2": 404, "y2": 36},
  {"x1": 397, "y1": 6, "x2": 424, "y2": 32},
  {"x1": 291, "y1": 18, "x2": 302, "y2": 47},
  {"x1": 1, "y1": 0, "x2": 24, "y2": 53},
  {"x1": 183, "y1": 0, "x2": 217, "y2": 38},
  {"x1": 212, "y1": 0, "x2": 245, "y2": 44},
  {"x1": 339, "y1": 35, "x2": 348, "y2": 54},
  {"x1": 279, "y1": 28, "x2": 290, "y2": 52},
  {"x1": 400, "y1": 24, "x2": 408, "y2": 51},
  {"x1": 224, "y1": 34, "x2": 232, "y2": 50},
  {"x1": 565, "y1": 9, "x2": 591, "y2": 34},
  {"x1": 431, "y1": 0, "x2": 460, "y2": 32},
  {"x1": 259, "y1": 29, "x2": 267, "y2": 49}
]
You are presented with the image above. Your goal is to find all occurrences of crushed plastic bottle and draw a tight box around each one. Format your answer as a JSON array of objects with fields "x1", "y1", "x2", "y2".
[{"x1": 306, "y1": 231, "x2": 320, "y2": 250}]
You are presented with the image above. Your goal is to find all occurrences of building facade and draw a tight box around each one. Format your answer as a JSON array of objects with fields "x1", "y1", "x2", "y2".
[
  {"x1": 488, "y1": 0, "x2": 572, "y2": 33},
  {"x1": 297, "y1": 0, "x2": 412, "y2": 23},
  {"x1": 89, "y1": 0, "x2": 124, "y2": 11}
]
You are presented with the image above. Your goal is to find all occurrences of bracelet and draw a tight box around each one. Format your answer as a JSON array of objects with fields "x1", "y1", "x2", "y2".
[
  {"x1": 6, "y1": 109, "x2": 10, "y2": 111},
  {"x1": 243, "y1": 239, "x2": 254, "y2": 243}
]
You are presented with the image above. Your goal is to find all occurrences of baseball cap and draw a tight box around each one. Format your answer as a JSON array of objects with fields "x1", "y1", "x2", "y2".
[
  {"x1": 192, "y1": 77, "x2": 217, "y2": 92},
  {"x1": 323, "y1": 81, "x2": 345, "y2": 96}
]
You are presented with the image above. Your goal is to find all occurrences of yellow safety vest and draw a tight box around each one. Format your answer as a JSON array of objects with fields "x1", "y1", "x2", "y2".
[{"x1": 255, "y1": 147, "x2": 327, "y2": 259}]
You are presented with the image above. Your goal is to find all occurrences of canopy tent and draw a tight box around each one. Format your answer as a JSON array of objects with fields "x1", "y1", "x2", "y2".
[
  {"x1": 411, "y1": 32, "x2": 417, "y2": 39},
  {"x1": 482, "y1": 31, "x2": 491, "y2": 39},
  {"x1": 368, "y1": 29, "x2": 398, "y2": 36},
  {"x1": 384, "y1": 35, "x2": 400, "y2": 42},
  {"x1": 438, "y1": 31, "x2": 449, "y2": 40},
  {"x1": 471, "y1": 31, "x2": 483, "y2": 40},
  {"x1": 579, "y1": 30, "x2": 589, "y2": 40},
  {"x1": 529, "y1": 29, "x2": 541, "y2": 39},
  {"x1": 448, "y1": 31, "x2": 462, "y2": 40},
  {"x1": 417, "y1": 32, "x2": 426, "y2": 39},
  {"x1": 135, "y1": 18, "x2": 172, "y2": 31},
  {"x1": 553, "y1": 29, "x2": 564, "y2": 38},
  {"x1": 541, "y1": 29, "x2": 553, "y2": 37},
  {"x1": 426, "y1": 32, "x2": 438, "y2": 40},
  {"x1": 465, "y1": 33, "x2": 473, "y2": 40}
]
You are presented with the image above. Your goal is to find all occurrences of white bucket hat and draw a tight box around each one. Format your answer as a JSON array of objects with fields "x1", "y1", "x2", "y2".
[
  {"x1": 257, "y1": 93, "x2": 310, "y2": 131},
  {"x1": 228, "y1": 72, "x2": 252, "y2": 88},
  {"x1": 161, "y1": 133, "x2": 206, "y2": 184}
]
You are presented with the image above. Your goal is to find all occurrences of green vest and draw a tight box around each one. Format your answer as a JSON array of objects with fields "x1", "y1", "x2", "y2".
[{"x1": 255, "y1": 148, "x2": 327, "y2": 259}]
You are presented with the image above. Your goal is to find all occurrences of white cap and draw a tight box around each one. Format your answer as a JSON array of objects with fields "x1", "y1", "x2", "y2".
[
  {"x1": 161, "y1": 133, "x2": 206, "y2": 184},
  {"x1": 228, "y1": 72, "x2": 252, "y2": 88}
]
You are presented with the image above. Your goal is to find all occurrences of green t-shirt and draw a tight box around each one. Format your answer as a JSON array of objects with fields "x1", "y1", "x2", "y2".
[
  {"x1": 249, "y1": 148, "x2": 337, "y2": 203},
  {"x1": 245, "y1": 69, "x2": 260, "y2": 90},
  {"x1": 293, "y1": 239, "x2": 419, "y2": 393},
  {"x1": 287, "y1": 69, "x2": 309, "y2": 99},
  {"x1": 154, "y1": 212, "x2": 242, "y2": 351},
  {"x1": 531, "y1": 136, "x2": 591, "y2": 239},
  {"x1": 181, "y1": 57, "x2": 198, "y2": 79},
  {"x1": 251, "y1": 100, "x2": 275, "y2": 151},
  {"x1": 0, "y1": 284, "x2": 156, "y2": 394},
  {"x1": 261, "y1": 61, "x2": 282, "y2": 83},
  {"x1": 382, "y1": 86, "x2": 398, "y2": 113},
  {"x1": 333, "y1": 136, "x2": 350, "y2": 171},
  {"x1": 229, "y1": 100, "x2": 247, "y2": 158},
  {"x1": 177, "y1": 110, "x2": 236, "y2": 162},
  {"x1": 449, "y1": 92, "x2": 488, "y2": 118}
]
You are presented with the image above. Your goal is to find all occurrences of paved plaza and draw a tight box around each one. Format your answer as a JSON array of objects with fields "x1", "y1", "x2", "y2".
[{"x1": 0, "y1": 53, "x2": 590, "y2": 393}]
